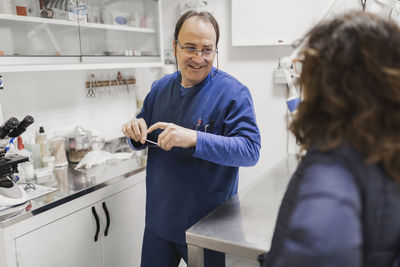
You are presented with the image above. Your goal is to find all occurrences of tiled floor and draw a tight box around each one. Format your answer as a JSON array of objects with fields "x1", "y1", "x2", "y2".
[{"x1": 178, "y1": 254, "x2": 259, "y2": 267}]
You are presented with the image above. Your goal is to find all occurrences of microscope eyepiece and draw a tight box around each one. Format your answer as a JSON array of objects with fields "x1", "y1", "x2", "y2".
[
  {"x1": 8, "y1": 115, "x2": 34, "y2": 138},
  {"x1": 20, "y1": 115, "x2": 34, "y2": 127},
  {"x1": 0, "y1": 117, "x2": 19, "y2": 139}
]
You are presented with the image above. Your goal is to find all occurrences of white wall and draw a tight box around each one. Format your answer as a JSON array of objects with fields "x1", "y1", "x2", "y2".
[{"x1": 0, "y1": 68, "x2": 160, "y2": 141}]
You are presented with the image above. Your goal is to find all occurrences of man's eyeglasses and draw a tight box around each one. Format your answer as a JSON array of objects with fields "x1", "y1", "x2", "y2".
[{"x1": 175, "y1": 40, "x2": 218, "y2": 59}]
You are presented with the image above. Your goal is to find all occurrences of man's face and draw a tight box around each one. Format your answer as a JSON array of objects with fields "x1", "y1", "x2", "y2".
[{"x1": 174, "y1": 17, "x2": 217, "y2": 87}]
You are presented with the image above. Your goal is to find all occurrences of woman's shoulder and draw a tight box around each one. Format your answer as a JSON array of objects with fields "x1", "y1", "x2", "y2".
[{"x1": 297, "y1": 145, "x2": 362, "y2": 201}]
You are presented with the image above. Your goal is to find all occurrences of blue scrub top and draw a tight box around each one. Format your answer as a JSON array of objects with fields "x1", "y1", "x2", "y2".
[{"x1": 129, "y1": 67, "x2": 261, "y2": 244}]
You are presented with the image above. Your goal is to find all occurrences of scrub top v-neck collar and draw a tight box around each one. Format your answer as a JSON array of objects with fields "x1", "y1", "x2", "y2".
[
  {"x1": 179, "y1": 84, "x2": 192, "y2": 97},
  {"x1": 177, "y1": 70, "x2": 213, "y2": 98}
]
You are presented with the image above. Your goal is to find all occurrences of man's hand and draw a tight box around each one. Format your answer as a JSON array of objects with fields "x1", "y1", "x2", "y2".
[
  {"x1": 147, "y1": 122, "x2": 197, "y2": 151},
  {"x1": 122, "y1": 118, "x2": 148, "y2": 144}
]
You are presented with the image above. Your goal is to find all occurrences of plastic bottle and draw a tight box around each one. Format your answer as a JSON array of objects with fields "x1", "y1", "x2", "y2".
[
  {"x1": 17, "y1": 137, "x2": 35, "y2": 182},
  {"x1": 0, "y1": 0, "x2": 16, "y2": 15},
  {"x1": 25, "y1": 134, "x2": 42, "y2": 169},
  {"x1": 35, "y1": 126, "x2": 50, "y2": 164}
]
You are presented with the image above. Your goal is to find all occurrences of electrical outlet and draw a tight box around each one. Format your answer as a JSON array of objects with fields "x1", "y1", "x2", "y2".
[
  {"x1": 273, "y1": 68, "x2": 287, "y2": 84},
  {"x1": 273, "y1": 68, "x2": 299, "y2": 84},
  {"x1": 274, "y1": 68, "x2": 293, "y2": 84}
]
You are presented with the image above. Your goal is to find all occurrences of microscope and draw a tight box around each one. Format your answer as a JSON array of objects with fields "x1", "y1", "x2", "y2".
[{"x1": 0, "y1": 115, "x2": 34, "y2": 207}]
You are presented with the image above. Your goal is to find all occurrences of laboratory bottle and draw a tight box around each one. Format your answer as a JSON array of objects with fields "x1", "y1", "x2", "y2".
[{"x1": 35, "y1": 126, "x2": 50, "y2": 162}]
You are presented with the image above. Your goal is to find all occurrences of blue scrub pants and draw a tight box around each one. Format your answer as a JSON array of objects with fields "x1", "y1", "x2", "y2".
[{"x1": 141, "y1": 226, "x2": 225, "y2": 267}]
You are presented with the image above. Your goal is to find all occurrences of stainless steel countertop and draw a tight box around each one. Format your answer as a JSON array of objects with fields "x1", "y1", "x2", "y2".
[
  {"x1": 186, "y1": 155, "x2": 298, "y2": 261},
  {"x1": 0, "y1": 157, "x2": 146, "y2": 228}
]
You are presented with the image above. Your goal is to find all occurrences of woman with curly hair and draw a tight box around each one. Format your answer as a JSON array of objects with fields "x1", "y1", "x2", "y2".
[{"x1": 259, "y1": 11, "x2": 400, "y2": 267}]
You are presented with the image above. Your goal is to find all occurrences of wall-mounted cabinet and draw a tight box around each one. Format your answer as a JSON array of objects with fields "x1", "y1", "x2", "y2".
[{"x1": 0, "y1": 0, "x2": 164, "y2": 72}]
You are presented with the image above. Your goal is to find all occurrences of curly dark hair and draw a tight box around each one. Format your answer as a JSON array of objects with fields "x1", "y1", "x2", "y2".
[{"x1": 290, "y1": 11, "x2": 400, "y2": 183}]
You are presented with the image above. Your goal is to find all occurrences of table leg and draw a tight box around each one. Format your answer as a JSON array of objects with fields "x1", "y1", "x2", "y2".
[{"x1": 188, "y1": 244, "x2": 204, "y2": 267}]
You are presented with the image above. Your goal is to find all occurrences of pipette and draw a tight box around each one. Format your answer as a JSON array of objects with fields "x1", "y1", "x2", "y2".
[{"x1": 146, "y1": 139, "x2": 159, "y2": 146}]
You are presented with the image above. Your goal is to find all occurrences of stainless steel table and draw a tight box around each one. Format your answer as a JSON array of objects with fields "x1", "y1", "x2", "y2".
[{"x1": 186, "y1": 155, "x2": 298, "y2": 266}]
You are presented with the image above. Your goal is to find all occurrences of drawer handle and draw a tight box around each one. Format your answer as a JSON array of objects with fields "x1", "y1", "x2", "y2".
[
  {"x1": 102, "y1": 202, "x2": 110, "y2": 237},
  {"x1": 92, "y1": 206, "x2": 100, "y2": 242}
]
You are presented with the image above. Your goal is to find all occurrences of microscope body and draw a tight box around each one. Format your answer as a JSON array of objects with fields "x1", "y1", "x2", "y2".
[{"x1": 0, "y1": 116, "x2": 34, "y2": 206}]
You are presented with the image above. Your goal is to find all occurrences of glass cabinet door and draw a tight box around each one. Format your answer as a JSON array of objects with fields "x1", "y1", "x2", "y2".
[
  {"x1": 0, "y1": 0, "x2": 163, "y2": 69},
  {"x1": 0, "y1": 0, "x2": 81, "y2": 60},
  {"x1": 78, "y1": 0, "x2": 162, "y2": 64}
]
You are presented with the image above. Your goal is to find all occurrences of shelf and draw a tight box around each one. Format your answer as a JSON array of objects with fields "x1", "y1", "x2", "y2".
[
  {"x1": 0, "y1": 61, "x2": 164, "y2": 73},
  {"x1": 0, "y1": 13, "x2": 77, "y2": 26},
  {"x1": 79, "y1": 22, "x2": 155, "y2": 33},
  {"x1": 232, "y1": 38, "x2": 293, "y2": 46},
  {"x1": 0, "y1": 14, "x2": 155, "y2": 33}
]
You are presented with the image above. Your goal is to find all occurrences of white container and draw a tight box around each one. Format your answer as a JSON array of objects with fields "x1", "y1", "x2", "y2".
[
  {"x1": 18, "y1": 161, "x2": 35, "y2": 182},
  {"x1": 42, "y1": 156, "x2": 55, "y2": 170},
  {"x1": 68, "y1": 2, "x2": 87, "y2": 22},
  {"x1": 15, "y1": 0, "x2": 28, "y2": 16},
  {"x1": 0, "y1": 0, "x2": 16, "y2": 15},
  {"x1": 25, "y1": 143, "x2": 43, "y2": 169},
  {"x1": 34, "y1": 167, "x2": 54, "y2": 184},
  {"x1": 50, "y1": 137, "x2": 68, "y2": 167}
]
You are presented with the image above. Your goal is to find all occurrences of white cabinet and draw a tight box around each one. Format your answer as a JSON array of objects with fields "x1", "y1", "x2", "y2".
[
  {"x1": 15, "y1": 205, "x2": 103, "y2": 267},
  {"x1": 0, "y1": 0, "x2": 164, "y2": 71},
  {"x1": 102, "y1": 181, "x2": 145, "y2": 267},
  {"x1": 0, "y1": 171, "x2": 146, "y2": 267}
]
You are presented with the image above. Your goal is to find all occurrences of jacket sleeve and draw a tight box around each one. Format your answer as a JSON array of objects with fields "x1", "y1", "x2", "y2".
[
  {"x1": 277, "y1": 163, "x2": 363, "y2": 267},
  {"x1": 193, "y1": 88, "x2": 261, "y2": 167}
]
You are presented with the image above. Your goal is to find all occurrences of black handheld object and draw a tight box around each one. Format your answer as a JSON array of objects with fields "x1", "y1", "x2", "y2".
[
  {"x1": 0, "y1": 117, "x2": 19, "y2": 139},
  {"x1": 8, "y1": 115, "x2": 34, "y2": 138}
]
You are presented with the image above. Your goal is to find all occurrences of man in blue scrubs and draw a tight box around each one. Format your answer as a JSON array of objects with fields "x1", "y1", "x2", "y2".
[{"x1": 122, "y1": 10, "x2": 261, "y2": 267}]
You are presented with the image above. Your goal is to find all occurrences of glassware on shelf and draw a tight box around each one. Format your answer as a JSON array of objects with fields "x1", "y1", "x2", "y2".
[
  {"x1": 87, "y1": 4, "x2": 100, "y2": 23},
  {"x1": 128, "y1": 12, "x2": 139, "y2": 27},
  {"x1": 13, "y1": 0, "x2": 41, "y2": 17},
  {"x1": 15, "y1": 0, "x2": 29, "y2": 16},
  {"x1": 67, "y1": 0, "x2": 87, "y2": 22},
  {"x1": 0, "y1": 0, "x2": 16, "y2": 15},
  {"x1": 0, "y1": 0, "x2": 163, "y2": 67}
]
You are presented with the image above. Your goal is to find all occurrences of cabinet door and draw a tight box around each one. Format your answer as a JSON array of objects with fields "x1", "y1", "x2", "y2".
[
  {"x1": 101, "y1": 181, "x2": 146, "y2": 267},
  {"x1": 79, "y1": 0, "x2": 162, "y2": 64},
  {"x1": 15, "y1": 205, "x2": 103, "y2": 267},
  {"x1": 0, "y1": 1, "x2": 81, "y2": 60}
]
